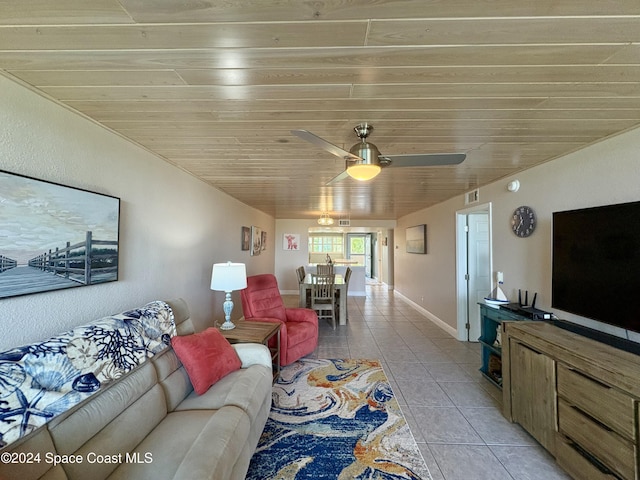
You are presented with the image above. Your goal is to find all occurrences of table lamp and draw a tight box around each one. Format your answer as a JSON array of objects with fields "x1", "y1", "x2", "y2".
[{"x1": 210, "y1": 262, "x2": 247, "y2": 330}]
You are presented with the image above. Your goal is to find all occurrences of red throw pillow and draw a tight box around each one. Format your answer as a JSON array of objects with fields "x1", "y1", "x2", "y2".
[{"x1": 171, "y1": 327, "x2": 241, "y2": 395}]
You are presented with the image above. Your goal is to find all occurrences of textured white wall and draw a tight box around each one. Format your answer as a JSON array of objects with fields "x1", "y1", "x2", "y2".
[
  {"x1": 395, "y1": 126, "x2": 640, "y2": 340},
  {"x1": 0, "y1": 75, "x2": 274, "y2": 350}
]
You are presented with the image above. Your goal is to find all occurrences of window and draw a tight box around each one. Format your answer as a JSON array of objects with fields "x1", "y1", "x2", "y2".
[
  {"x1": 308, "y1": 234, "x2": 344, "y2": 255},
  {"x1": 349, "y1": 236, "x2": 365, "y2": 255}
]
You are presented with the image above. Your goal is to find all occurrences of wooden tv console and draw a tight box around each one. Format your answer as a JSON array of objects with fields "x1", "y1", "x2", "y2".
[{"x1": 502, "y1": 321, "x2": 640, "y2": 480}]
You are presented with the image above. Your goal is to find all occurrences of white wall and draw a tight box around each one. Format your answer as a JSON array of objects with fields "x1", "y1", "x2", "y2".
[
  {"x1": 0, "y1": 75, "x2": 274, "y2": 351},
  {"x1": 274, "y1": 219, "x2": 313, "y2": 292},
  {"x1": 395, "y1": 127, "x2": 640, "y2": 342}
]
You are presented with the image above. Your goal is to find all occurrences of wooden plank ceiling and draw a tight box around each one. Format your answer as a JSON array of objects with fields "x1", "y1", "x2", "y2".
[{"x1": 1, "y1": 0, "x2": 639, "y2": 220}]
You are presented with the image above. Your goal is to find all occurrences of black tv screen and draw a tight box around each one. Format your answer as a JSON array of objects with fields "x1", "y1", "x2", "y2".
[{"x1": 552, "y1": 201, "x2": 640, "y2": 333}]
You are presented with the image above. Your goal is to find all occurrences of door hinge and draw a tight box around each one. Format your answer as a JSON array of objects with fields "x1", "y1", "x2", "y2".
[
  {"x1": 465, "y1": 273, "x2": 470, "y2": 281},
  {"x1": 465, "y1": 322, "x2": 470, "y2": 330}
]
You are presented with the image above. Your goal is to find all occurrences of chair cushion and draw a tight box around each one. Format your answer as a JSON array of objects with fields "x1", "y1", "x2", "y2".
[
  {"x1": 240, "y1": 274, "x2": 287, "y2": 322},
  {"x1": 171, "y1": 328, "x2": 241, "y2": 395},
  {"x1": 285, "y1": 321, "x2": 315, "y2": 348}
]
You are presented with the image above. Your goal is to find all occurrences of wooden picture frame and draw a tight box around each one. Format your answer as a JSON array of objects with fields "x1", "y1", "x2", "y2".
[
  {"x1": 406, "y1": 224, "x2": 427, "y2": 254},
  {"x1": 251, "y1": 226, "x2": 262, "y2": 256},
  {"x1": 0, "y1": 170, "x2": 120, "y2": 299},
  {"x1": 241, "y1": 226, "x2": 251, "y2": 251}
]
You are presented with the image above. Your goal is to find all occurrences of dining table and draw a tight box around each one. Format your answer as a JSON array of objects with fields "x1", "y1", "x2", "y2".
[{"x1": 299, "y1": 273, "x2": 347, "y2": 326}]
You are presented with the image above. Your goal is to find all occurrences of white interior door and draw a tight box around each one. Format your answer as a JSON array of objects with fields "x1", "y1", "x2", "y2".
[
  {"x1": 467, "y1": 213, "x2": 491, "y2": 341},
  {"x1": 364, "y1": 234, "x2": 372, "y2": 277},
  {"x1": 456, "y1": 203, "x2": 492, "y2": 341}
]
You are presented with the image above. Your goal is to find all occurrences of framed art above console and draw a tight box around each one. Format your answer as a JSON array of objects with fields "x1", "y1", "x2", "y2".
[{"x1": 0, "y1": 170, "x2": 120, "y2": 299}]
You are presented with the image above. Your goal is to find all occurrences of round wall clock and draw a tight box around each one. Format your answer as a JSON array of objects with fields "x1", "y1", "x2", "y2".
[{"x1": 511, "y1": 206, "x2": 536, "y2": 237}]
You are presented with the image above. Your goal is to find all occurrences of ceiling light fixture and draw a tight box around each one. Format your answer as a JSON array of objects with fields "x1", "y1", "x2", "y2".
[
  {"x1": 317, "y1": 212, "x2": 334, "y2": 226},
  {"x1": 346, "y1": 132, "x2": 382, "y2": 181},
  {"x1": 346, "y1": 164, "x2": 381, "y2": 181}
]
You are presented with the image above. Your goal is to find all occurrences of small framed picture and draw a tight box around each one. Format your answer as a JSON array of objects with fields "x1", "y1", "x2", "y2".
[
  {"x1": 283, "y1": 233, "x2": 300, "y2": 251},
  {"x1": 241, "y1": 226, "x2": 250, "y2": 251},
  {"x1": 251, "y1": 226, "x2": 262, "y2": 256}
]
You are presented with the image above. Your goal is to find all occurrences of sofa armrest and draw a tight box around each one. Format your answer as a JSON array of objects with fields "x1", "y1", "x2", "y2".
[
  {"x1": 285, "y1": 307, "x2": 318, "y2": 324},
  {"x1": 232, "y1": 343, "x2": 272, "y2": 369}
]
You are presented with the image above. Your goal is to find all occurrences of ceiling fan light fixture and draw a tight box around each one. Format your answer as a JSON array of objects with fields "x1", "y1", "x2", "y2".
[
  {"x1": 347, "y1": 137, "x2": 382, "y2": 181},
  {"x1": 318, "y1": 212, "x2": 334, "y2": 225},
  {"x1": 293, "y1": 123, "x2": 464, "y2": 187},
  {"x1": 346, "y1": 164, "x2": 382, "y2": 181}
]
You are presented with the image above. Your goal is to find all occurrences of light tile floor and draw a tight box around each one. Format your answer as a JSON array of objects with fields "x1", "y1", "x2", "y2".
[{"x1": 285, "y1": 282, "x2": 571, "y2": 480}]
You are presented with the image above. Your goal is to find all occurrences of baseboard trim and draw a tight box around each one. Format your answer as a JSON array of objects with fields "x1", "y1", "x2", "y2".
[{"x1": 394, "y1": 291, "x2": 457, "y2": 339}]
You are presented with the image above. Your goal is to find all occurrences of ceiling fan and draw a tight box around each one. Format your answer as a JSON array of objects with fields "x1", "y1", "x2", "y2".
[{"x1": 291, "y1": 123, "x2": 466, "y2": 185}]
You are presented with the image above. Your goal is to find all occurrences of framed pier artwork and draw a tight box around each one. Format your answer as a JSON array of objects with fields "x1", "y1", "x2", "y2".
[{"x1": 0, "y1": 170, "x2": 120, "y2": 299}]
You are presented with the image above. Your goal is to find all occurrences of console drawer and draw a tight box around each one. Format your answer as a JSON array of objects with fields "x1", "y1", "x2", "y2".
[
  {"x1": 557, "y1": 364, "x2": 635, "y2": 440},
  {"x1": 556, "y1": 434, "x2": 619, "y2": 480},
  {"x1": 558, "y1": 399, "x2": 635, "y2": 480}
]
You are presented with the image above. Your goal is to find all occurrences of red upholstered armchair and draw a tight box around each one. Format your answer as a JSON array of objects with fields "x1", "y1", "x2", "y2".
[{"x1": 240, "y1": 274, "x2": 319, "y2": 366}]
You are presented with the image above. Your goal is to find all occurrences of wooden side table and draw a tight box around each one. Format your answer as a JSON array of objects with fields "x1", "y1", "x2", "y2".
[{"x1": 217, "y1": 318, "x2": 281, "y2": 379}]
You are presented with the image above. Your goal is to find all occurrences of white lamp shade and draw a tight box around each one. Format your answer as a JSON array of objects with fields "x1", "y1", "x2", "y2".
[{"x1": 210, "y1": 262, "x2": 247, "y2": 292}]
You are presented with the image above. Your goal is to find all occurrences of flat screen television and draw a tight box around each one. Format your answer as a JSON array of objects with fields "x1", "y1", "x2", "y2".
[{"x1": 552, "y1": 201, "x2": 640, "y2": 333}]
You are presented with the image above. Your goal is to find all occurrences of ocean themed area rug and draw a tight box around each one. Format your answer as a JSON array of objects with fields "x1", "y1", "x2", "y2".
[{"x1": 246, "y1": 358, "x2": 432, "y2": 480}]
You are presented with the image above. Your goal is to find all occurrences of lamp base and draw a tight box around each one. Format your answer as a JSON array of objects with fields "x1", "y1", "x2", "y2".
[
  {"x1": 219, "y1": 320, "x2": 236, "y2": 330},
  {"x1": 219, "y1": 292, "x2": 237, "y2": 330}
]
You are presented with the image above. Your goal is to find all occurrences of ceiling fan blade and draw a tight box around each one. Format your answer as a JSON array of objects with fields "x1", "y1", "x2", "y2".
[
  {"x1": 291, "y1": 129, "x2": 360, "y2": 160},
  {"x1": 383, "y1": 153, "x2": 466, "y2": 167},
  {"x1": 326, "y1": 169, "x2": 351, "y2": 185}
]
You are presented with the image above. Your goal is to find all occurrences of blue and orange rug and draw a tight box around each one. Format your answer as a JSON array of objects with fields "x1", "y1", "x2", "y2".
[{"x1": 246, "y1": 358, "x2": 432, "y2": 479}]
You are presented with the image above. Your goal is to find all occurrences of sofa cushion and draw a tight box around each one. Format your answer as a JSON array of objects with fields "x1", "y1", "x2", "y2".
[
  {"x1": 171, "y1": 328, "x2": 241, "y2": 395},
  {"x1": 175, "y1": 364, "x2": 271, "y2": 424},
  {"x1": 173, "y1": 406, "x2": 250, "y2": 480},
  {"x1": 0, "y1": 428, "x2": 65, "y2": 480},
  {"x1": 55, "y1": 383, "x2": 167, "y2": 480},
  {"x1": 47, "y1": 361, "x2": 159, "y2": 456},
  {"x1": 151, "y1": 348, "x2": 193, "y2": 412},
  {"x1": 108, "y1": 407, "x2": 250, "y2": 480},
  {"x1": 165, "y1": 298, "x2": 195, "y2": 336}
]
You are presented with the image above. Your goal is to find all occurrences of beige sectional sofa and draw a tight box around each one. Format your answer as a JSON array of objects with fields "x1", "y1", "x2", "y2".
[{"x1": 0, "y1": 298, "x2": 273, "y2": 480}]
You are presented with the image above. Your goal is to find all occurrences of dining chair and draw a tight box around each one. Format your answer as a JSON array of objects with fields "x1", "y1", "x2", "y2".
[
  {"x1": 337, "y1": 267, "x2": 352, "y2": 322},
  {"x1": 296, "y1": 266, "x2": 310, "y2": 307},
  {"x1": 310, "y1": 273, "x2": 336, "y2": 329},
  {"x1": 316, "y1": 264, "x2": 333, "y2": 275},
  {"x1": 296, "y1": 266, "x2": 306, "y2": 283}
]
